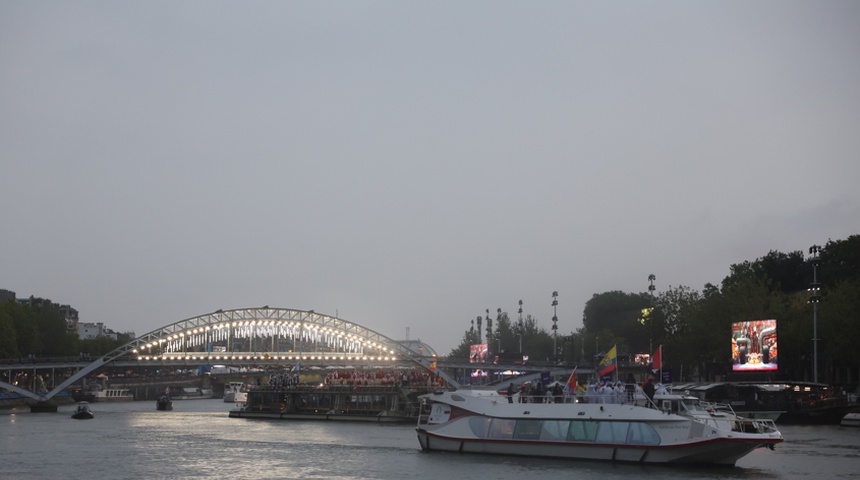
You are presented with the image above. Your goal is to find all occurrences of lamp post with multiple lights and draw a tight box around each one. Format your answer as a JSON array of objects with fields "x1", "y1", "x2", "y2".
[
  {"x1": 808, "y1": 245, "x2": 822, "y2": 383},
  {"x1": 648, "y1": 274, "x2": 656, "y2": 356},
  {"x1": 485, "y1": 308, "x2": 492, "y2": 356}
]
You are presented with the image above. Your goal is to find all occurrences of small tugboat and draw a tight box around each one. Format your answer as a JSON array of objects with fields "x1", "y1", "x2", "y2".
[
  {"x1": 156, "y1": 395, "x2": 173, "y2": 411},
  {"x1": 71, "y1": 402, "x2": 94, "y2": 420}
]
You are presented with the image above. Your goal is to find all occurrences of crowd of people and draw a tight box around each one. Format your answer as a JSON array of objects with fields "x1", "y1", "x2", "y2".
[
  {"x1": 263, "y1": 368, "x2": 446, "y2": 390},
  {"x1": 505, "y1": 375, "x2": 667, "y2": 405},
  {"x1": 323, "y1": 369, "x2": 444, "y2": 388}
]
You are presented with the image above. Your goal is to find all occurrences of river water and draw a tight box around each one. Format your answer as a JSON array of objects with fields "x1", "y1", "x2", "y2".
[{"x1": 1, "y1": 400, "x2": 858, "y2": 480}]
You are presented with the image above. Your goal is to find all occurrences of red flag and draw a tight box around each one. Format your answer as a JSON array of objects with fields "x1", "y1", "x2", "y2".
[
  {"x1": 566, "y1": 367, "x2": 577, "y2": 391},
  {"x1": 651, "y1": 345, "x2": 662, "y2": 373}
]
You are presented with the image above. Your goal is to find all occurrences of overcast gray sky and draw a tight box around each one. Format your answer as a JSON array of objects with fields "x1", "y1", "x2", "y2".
[{"x1": 2, "y1": 1, "x2": 858, "y2": 354}]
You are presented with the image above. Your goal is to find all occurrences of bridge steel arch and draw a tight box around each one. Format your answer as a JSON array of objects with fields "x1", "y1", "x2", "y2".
[{"x1": 25, "y1": 307, "x2": 454, "y2": 402}]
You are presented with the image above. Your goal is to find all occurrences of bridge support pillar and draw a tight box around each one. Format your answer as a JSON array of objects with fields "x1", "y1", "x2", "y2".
[{"x1": 29, "y1": 400, "x2": 58, "y2": 413}]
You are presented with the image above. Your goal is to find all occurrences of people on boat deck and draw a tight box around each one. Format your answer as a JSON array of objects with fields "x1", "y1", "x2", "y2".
[
  {"x1": 614, "y1": 382, "x2": 625, "y2": 404},
  {"x1": 643, "y1": 376, "x2": 656, "y2": 402},
  {"x1": 506, "y1": 382, "x2": 516, "y2": 403},
  {"x1": 551, "y1": 383, "x2": 564, "y2": 403},
  {"x1": 575, "y1": 382, "x2": 586, "y2": 402},
  {"x1": 585, "y1": 383, "x2": 597, "y2": 403}
]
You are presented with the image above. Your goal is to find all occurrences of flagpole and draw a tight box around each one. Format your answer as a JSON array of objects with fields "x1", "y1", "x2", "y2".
[
  {"x1": 614, "y1": 344, "x2": 618, "y2": 384},
  {"x1": 659, "y1": 344, "x2": 663, "y2": 383}
]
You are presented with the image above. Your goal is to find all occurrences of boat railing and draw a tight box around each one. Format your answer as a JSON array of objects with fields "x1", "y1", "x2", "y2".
[{"x1": 695, "y1": 400, "x2": 780, "y2": 434}]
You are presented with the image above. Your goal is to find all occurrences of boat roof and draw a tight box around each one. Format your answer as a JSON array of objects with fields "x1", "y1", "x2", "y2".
[{"x1": 670, "y1": 381, "x2": 831, "y2": 393}]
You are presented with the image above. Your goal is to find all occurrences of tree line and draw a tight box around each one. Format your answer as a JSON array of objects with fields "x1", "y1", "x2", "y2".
[
  {"x1": 448, "y1": 234, "x2": 860, "y2": 384},
  {"x1": 0, "y1": 300, "x2": 131, "y2": 359}
]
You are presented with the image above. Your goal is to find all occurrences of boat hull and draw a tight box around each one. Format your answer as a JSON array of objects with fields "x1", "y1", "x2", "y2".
[
  {"x1": 417, "y1": 429, "x2": 768, "y2": 465},
  {"x1": 229, "y1": 409, "x2": 412, "y2": 423},
  {"x1": 223, "y1": 391, "x2": 248, "y2": 403}
]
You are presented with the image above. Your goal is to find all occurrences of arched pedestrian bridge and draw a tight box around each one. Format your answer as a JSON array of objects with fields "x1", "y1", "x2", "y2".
[{"x1": 1, "y1": 307, "x2": 453, "y2": 402}]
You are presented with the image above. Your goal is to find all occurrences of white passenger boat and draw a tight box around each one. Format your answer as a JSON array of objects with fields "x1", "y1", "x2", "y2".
[
  {"x1": 92, "y1": 388, "x2": 133, "y2": 402},
  {"x1": 840, "y1": 412, "x2": 860, "y2": 427},
  {"x1": 416, "y1": 389, "x2": 783, "y2": 466},
  {"x1": 223, "y1": 382, "x2": 248, "y2": 403}
]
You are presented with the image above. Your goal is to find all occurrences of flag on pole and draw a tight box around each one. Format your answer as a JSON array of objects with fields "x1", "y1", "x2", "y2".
[
  {"x1": 565, "y1": 367, "x2": 578, "y2": 393},
  {"x1": 651, "y1": 345, "x2": 662, "y2": 374},
  {"x1": 597, "y1": 345, "x2": 617, "y2": 378}
]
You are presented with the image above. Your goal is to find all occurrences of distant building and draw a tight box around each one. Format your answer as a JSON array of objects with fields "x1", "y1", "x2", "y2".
[
  {"x1": 59, "y1": 304, "x2": 79, "y2": 334},
  {"x1": 0, "y1": 289, "x2": 15, "y2": 303},
  {"x1": 78, "y1": 322, "x2": 107, "y2": 340}
]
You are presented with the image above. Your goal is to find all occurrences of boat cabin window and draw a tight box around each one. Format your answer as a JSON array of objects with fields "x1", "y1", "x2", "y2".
[
  {"x1": 567, "y1": 420, "x2": 599, "y2": 442},
  {"x1": 513, "y1": 420, "x2": 542, "y2": 440},
  {"x1": 627, "y1": 422, "x2": 661, "y2": 445},
  {"x1": 595, "y1": 421, "x2": 630, "y2": 444},
  {"x1": 488, "y1": 418, "x2": 516, "y2": 439},
  {"x1": 470, "y1": 418, "x2": 661, "y2": 446},
  {"x1": 469, "y1": 416, "x2": 491, "y2": 438},
  {"x1": 539, "y1": 420, "x2": 571, "y2": 441}
]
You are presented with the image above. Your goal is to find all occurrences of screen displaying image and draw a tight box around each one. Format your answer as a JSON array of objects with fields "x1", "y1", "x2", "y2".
[
  {"x1": 731, "y1": 319, "x2": 778, "y2": 371},
  {"x1": 470, "y1": 343, "x2": 488, "y2": 364}
]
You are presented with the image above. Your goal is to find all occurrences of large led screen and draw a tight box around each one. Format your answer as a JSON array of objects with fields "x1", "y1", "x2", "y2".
[
  {"x1": 731, "y1": 319, "x2": 778, "y2": 372},
  {"x1": 470, "y1": 343, "x2": 488, "y2": 364}
]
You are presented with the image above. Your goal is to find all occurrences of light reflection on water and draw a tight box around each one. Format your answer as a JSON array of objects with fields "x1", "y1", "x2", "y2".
[{"x1": 2, "y1": 401, "x2": 858, "y2": 480}]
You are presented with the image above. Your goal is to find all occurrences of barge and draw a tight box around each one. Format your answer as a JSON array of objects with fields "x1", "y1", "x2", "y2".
[{"x1": 229, "y1": 384, "x2": 435, "y2": 423}]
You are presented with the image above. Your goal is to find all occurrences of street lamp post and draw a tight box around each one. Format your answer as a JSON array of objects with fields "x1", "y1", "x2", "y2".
[
  {"x1": 485, "y1": 308, "x2": 492, "y2": 356},
  {"x1": 551, "y1": 291, "x2": 559, "y2": 363},
  {"x1": 496, "y1": 308, "x2": 502, "y2": 353},
  {"x1": 648, "y1": 274, "x2": 656, "y2": 355},
  {"x1": 517, "y1": 300, "x2": 523, "y2": 353},
  {"x1": 808, "y1": 245, "x2": 822, "y2": 383}
]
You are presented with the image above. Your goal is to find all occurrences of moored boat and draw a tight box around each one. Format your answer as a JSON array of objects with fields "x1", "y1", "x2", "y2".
[
  {"x1": 223, "y1": 382, "x2": 248, "y2": 403},
  {"x1": 840, "y1": 412, "x2": 860, "y2": 427},
  {"x1": 71, "y1": 402, "x2": 94, "y2": 420},
  {"x1": 678, "y1": 381, "x2": 850, "y2": 424},
  {"x1": 229, "y1": 384, "x2": 433, "y2": 423},
  {"x1": 92, "y1": 388, "x2": 134, "y2": 402},
  {"x1": 416, "y1": 389, "x2": 783, "y2": 466}
]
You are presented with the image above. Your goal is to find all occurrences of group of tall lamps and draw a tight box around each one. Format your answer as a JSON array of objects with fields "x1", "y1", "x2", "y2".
[{"x1": 466, "y1": 245, "x2": 822, "y2": 383}]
